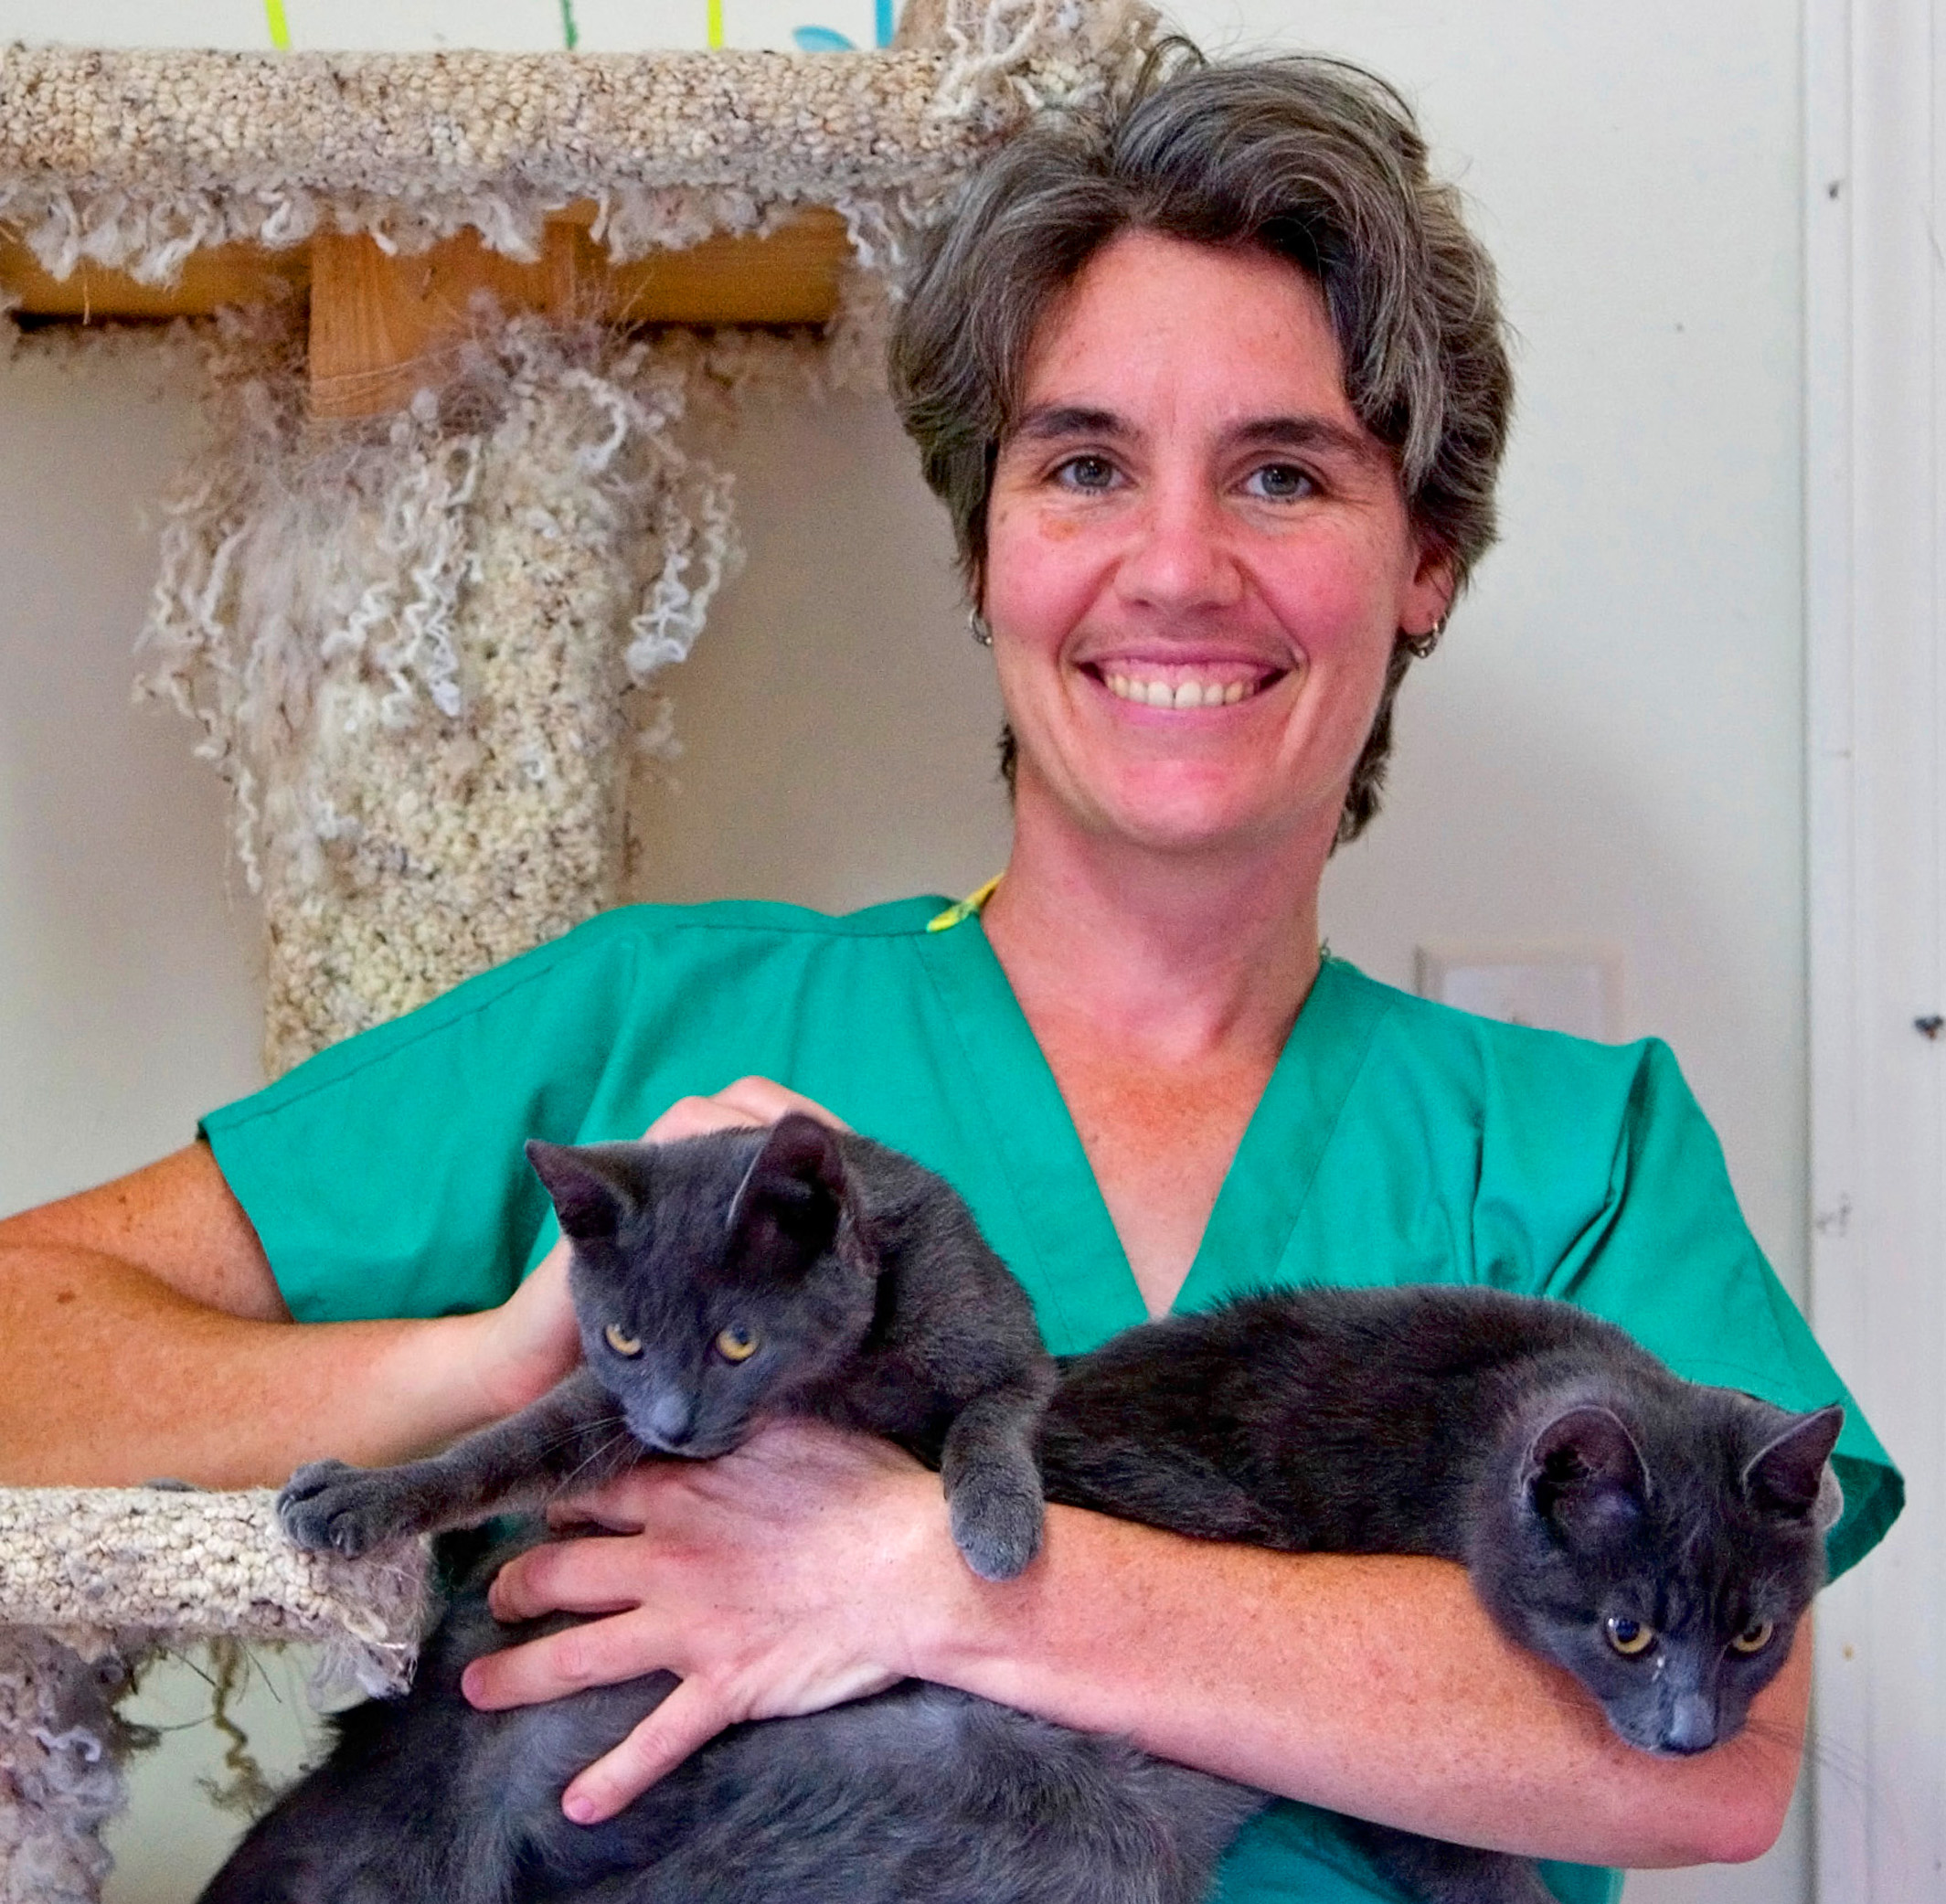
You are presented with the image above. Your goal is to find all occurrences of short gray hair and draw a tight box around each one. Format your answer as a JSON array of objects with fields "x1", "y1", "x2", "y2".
[{"x1": 889, "y1": 49, "x2": 1514, "y2": 842}]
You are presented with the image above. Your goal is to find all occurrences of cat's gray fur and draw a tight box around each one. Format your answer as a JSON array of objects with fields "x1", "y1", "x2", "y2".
[
  {"x1": 278, "y1": 1115, "x2": 1057, "y2": 1584},
  {"x1": 230, "y1": 1128, "x2": 1844, "y2": 1904},
  {"x1": 204, "y1": 1528, "x2": 1259, "y2": 1904},
  {"x1": 1037, "y1": 1285, "x2": 1843, "y2": 1902}
]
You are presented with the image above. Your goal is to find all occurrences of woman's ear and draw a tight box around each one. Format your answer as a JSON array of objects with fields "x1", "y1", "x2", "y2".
[{"x1": 1405, "y1": 545, "x2": 1457, "y2": 642}]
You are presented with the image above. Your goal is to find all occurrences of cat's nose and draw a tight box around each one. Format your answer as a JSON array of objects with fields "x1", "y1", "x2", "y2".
[
  {"x1": 1661, "y1": 1693, "x2": 1718, "y2": 1755},
  {"x1": 642, "y1": 1393, "x2": 697, "y2": 1448}
]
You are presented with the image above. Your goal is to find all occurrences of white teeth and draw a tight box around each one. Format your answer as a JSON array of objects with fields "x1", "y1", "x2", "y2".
[{"x1": 1103, "y1": 672, "x2": 1260, "y2": 709}]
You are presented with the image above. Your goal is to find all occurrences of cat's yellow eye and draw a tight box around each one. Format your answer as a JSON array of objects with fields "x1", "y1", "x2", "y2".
[
  {"x1": 1605, "y1": 1616, "x2": 1655, "y2": 1657},
  {"x1": 602, "y1": 1322, "x2": 643, "y2": 1358},
  {"x1": 715, "y1": 1325, "x2": 760, "y2": 1364},
  {"x1": 1730, "y1": 1620, "x2": 1775, "y2": 1654}
]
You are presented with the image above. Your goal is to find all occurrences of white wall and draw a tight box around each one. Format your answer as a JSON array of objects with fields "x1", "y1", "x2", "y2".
[
  {"x1": 0, "y1": 344, "x2": 264, "y2": 1209},
  {"x1": 1, "y1": 4, "x2": 1815, "y2": 1900}
]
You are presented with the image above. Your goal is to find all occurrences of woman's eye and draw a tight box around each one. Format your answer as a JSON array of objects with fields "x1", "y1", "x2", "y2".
[
  {"x1": 716, "y1": 1325, "x2": 760, "y2": 1364},
  {"x1": 603, "y1": 1322, "x2": 643, "y2": 1358},
  {"x1": 1605, "y1": 1616, "x2": 1656, "y2": 1657},
  {"x1": 1055, "y1": 454, "x2": 1119, "y2": 493},
  {"x1": 1246, "y1": 463, "x2": 1314, "y2": 500},
  {"x1": 1729, "y1": 1619, "x2": 1776, "y2": 1655}
]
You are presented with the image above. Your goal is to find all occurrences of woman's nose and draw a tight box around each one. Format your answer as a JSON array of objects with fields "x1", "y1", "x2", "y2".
[{"x1": 1113, "y1": 482, "x2": 1245, "y2": 615}]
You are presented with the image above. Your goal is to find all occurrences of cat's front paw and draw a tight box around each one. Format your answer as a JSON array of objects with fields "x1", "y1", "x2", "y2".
[
  {"x1": 278, "y1": 1460, "x2": 414, "y2": 1557},
  {"x1": 948, "y1": 1476, "x2": 1045, "y2": 1582}
]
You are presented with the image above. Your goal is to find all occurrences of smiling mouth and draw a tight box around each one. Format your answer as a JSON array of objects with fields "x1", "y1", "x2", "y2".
[{"x1": 1095, "y1": 666, "x2": 1282, "y2": 710}]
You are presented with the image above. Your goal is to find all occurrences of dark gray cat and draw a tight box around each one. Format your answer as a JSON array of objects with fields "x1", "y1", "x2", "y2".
[
  {"x1": 1036, "y1": 1285, "x2": 1843, "y2": 1902},
  {"x1": 233, "y1": 1131, "x2": 1843, "y2": 1904},
  {"x1": 278, "y1": 1115, "x2": 1056, "y2": 1584},
  {"x1": 203, "y1": 1526, "x2": 1259, "y2": 1904}
]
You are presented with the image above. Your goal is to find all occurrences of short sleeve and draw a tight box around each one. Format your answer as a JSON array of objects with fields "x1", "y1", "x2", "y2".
[
  {"x1": 197, "y1": 896, "x2": 952, "y2": 1326},
  {"x1": 200, "y1": 918, "x2": 646, "y2": 1324},
  {"x1": 1537, "y1": 1038, "x2": 1900, "y2": 1583}
]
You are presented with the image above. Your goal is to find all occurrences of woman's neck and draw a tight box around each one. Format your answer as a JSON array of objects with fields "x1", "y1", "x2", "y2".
[
  {"x1": 980, "y1": 794, "x2": 1334, "y2": 1316},
  {"x1": 981, "y1": 794, "x2": 1332, "y2": 1067}
]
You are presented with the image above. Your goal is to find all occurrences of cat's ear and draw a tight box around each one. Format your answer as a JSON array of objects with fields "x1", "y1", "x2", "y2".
[
  {"x1": 1525, "y1": 1404, "x2": 1649, "y2": 1539},
  {"x1": 728, "y1": 1114, "x2": 846, "y2": 1268},
  {"x1": 525, "y1": 1139, "x2": 633, "y2": 1242},
  {"x1": 1744, "y1": 1403, "x2": 1845, "y2": 1527}
]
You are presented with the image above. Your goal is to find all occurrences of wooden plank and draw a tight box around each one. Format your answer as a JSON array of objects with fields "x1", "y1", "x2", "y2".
[
  {"x1": 0, "y1": 233, "x2": 310, "y2": 320},
  {"x1": 307, "y1": 224, "x2": 573, "y2": 419},
  {"x1": 310, "y1": 212, "x2": 852, "y2": 418},
  {"x1": 3, "y1": 209, "x2": 854, "y2": 417},
  {"x1": 600, "y1": 213, "x2": 852, "y2": 327}
]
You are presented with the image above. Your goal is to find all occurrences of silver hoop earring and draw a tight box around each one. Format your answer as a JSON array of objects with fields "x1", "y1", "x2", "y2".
[
  {"x1": 968, "y1": 609, "x2": 994, "y2": 647},
  {"x1": 1404, "y1": 612, "x2": 1448, "y2": 661}
]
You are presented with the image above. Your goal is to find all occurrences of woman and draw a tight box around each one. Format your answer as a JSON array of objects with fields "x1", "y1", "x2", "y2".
[{"x1": 0, "y1": 54, "x2": 1895, "y2": 1904}]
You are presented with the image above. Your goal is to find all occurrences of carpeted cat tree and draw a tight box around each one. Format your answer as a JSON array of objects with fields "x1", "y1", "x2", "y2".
[{"x1": 0, "y1": 3, "x2": 1159, "y2": 1892}]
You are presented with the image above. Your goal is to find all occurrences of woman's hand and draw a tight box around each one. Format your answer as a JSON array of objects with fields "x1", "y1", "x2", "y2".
[
  {"x1": 461, "y1": 1418, "x2": 948, "y2": 1824},
  {"x1": 459, "y1": 1236, "x2": 582, "y2": 1421},
  {"x1": 642, "y1": 1075, "x2": 849, "y2": 1144}
]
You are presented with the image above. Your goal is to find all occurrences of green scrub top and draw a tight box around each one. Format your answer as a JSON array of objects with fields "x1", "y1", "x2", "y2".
[{"x1": 201, "y1": 897, "x2": 1901, "y2": 1904}]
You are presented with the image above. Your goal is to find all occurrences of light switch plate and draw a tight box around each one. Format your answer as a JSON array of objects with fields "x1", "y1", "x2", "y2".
[{"x1": 1414, "y1": 944, "x2": 1623, "y2": 1042}]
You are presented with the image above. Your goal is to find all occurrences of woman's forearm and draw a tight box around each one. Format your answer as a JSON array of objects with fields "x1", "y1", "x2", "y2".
[
  {"x1": 909, "y1": 1502, "x2": 1808, "y2": 1870},
  {"x1": 469, "y1": 1423, "x2": 1808, "y2": 1854},
  {"x1": 0, "y1": 1237, "x2": 522, "y2": 1486},
  {"x1": 0, "y1": 1140, "x2": 581, "y2": 1488}
]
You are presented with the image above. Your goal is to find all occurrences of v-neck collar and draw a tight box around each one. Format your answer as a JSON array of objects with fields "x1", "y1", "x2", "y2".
[
  {"x1": 913, "y1": 920, "x2": 1393, "y2": 1351},
  {"x1": 1174, "y1": 954, "x2": 1392, "y2": 1313}
]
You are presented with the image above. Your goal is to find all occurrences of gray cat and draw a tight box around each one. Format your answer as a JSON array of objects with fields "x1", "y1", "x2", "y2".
[
  {"x1": 1037, "y1": 1284, "x2": 1842, "y2": 1902},
  {"x1": 278, "y1": 1115, "x2": 1057, "y2": 1584},
  {"x1": 232, "y1": 1127, "x2": 1843, "y2": 1904}
]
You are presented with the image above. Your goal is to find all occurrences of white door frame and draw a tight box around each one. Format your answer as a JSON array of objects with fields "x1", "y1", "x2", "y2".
[{"x1": 1804, "y1": 2, "x2": 1946, "y2": 1897}]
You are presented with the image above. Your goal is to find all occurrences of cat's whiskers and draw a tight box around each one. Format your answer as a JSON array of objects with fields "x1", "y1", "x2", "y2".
[
  {"x1": 1740, "y1": 1711, "x2": 1871, "y2": 1802},
  {"x1": 1525, "y1": 1669, "x2": 1598, "y2": 1736},
  {"x1": 1719, "y1": 1712, "x2": 1809, "y2": 1769},
  {"x1": 531, "y1": 1409, "x2": 631, "y2": 1458},
  {"x1": 556, "y1": 1424, "x2": 643, "y2": 1497}
]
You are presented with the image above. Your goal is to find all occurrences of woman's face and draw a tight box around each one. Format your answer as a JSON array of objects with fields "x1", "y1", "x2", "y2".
[{"x1": 984, "y1": 229, "x2": 1451, "y2": 859}]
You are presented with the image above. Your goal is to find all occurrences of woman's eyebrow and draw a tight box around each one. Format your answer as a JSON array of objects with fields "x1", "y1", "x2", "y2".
[
  {"x1": 1011, "y1": 404, "x2": 1129, "y2": 444},
  {"x1": 1006, "y1": 407, "x2": 1383, "y2": 465},
  {"x1": 1230, "y1": 416, "x2": 1384, "y2": 464}
]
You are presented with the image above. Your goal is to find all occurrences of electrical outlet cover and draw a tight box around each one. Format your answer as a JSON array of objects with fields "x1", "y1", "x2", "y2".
[{"x1": 1414, "y1": 945, "x2": 1623, "y2": 1042}]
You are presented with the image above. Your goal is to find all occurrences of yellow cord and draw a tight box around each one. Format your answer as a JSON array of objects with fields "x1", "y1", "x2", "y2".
[{"x1": 926, "y1": 874, "x2": 1003, "y2": 933}]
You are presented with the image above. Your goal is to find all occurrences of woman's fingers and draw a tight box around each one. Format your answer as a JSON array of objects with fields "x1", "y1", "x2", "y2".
[
  {"x1": 642, "y1": 1076, "x2": 849, "y2": 1144},
  {"x1": 641, "y1": 1094, "x2": 763, "y2": 1143},
  {"x1": 560, "y1": 1679, "x2": 734, "y2": 1823},
  {"x1": 458, "y1": 1424, "x2": 949, "y2": 1811},
  {"x1": 485, "y1": 1535, "x2": 648, "y2": 1624},
  {"x1": 539, "y1": 1463, "x2": 675, "y2": 1535},
  {"x1": 467, "y1": 1235, "x2": 583, "y2": 1418},
  {"x1": 463, "y1": 1603, "x2": 653, "y2": 1709},
  {"x1": 715, "y1": 1077, "x2": 850, "y2": 1129}
]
